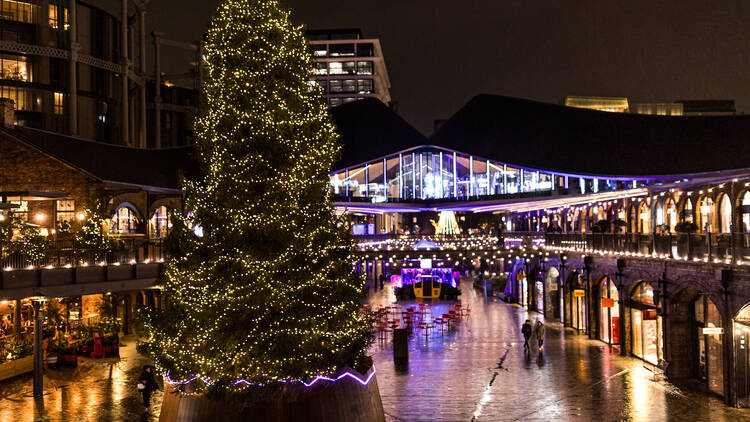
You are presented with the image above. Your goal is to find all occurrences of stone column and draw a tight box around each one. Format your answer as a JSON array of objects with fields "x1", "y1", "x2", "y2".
[{"x1": 121, "y1": 0, "x2": 130, "y2": 146}]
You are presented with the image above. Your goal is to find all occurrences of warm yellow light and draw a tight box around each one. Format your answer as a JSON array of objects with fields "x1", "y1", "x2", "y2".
[
  {"x1": 35, "y1": 213, "x2": 45, "y2": 222},
  {"x1": 76, "y1": 212, "x2": 86, "y2": 221}
]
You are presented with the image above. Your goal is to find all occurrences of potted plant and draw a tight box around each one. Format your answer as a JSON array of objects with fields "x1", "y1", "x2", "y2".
[
  {"x1": 46, "y1": 339, "x2": 61, "y2": 369},
  {"x1": 60, "y1": 341, "x2": 78, "y2": 367}
]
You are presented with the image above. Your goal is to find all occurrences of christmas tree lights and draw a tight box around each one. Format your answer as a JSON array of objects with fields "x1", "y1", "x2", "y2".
[{"x1": 138, "y1": 0, "x2": 371, "y2": 396}]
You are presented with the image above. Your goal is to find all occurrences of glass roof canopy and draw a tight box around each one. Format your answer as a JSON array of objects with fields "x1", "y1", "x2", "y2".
[{"x1": 330, "y1": 145, "x2": 669, "y2": 204}]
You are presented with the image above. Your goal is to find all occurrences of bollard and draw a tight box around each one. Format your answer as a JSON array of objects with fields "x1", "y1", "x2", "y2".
[{"x1": 393, "y1": 328, "x2": 408, "y2": 365}]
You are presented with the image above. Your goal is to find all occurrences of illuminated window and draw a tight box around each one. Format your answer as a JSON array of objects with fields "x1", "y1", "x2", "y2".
[
  {"x1": 110, "y1": 206, "x2": 140, "y2": 235},
  {"x1": 149, "y1": 206, "x2": 172, "y2": 238},
  {"x1": 357, "y1": 61, "x2": 373, "y2": 75},
  {"x1": 0, "y1": 0, "x2": 37, "y2": 24},
  {"x1": 55, "y1": 199, "x2": 74, "y2": 228},
  {"x1": 0, "y1": 86, "x2": 36, "y2": 111},
  {"x1": 48, "y1": 4, "x2": 68, "y2": 30},
  {"x1": 54, "y1": 92, "x2": 64, "y2": 115},
  {"x1": 0, "y1": 54, "x2": 32, "y2": 82},
  {"x1": 357, "y1": 79, "x2": 373, "y2": 94},
  {"x1": 329, "y1": 43, "x2": 355, "y2": 57},
  {"x1": 10, "y1": 200, "x2": 28, "y2": 221},
  {"x1": 314, "y1": 62, "x2": 327, "y2": 75}
]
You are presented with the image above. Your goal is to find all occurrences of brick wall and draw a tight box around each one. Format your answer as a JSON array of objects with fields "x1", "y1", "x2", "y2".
[{"x1": 0, "y1": 130, "x2": 105, "y2": 230}]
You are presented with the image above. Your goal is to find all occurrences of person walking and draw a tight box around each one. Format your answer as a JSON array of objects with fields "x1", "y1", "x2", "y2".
[
  {"x1": 138, "y1": 365, "x2": 160, "y2": 413},
  {"x1": 535, "y1": 320, "x2": 546, "y2": 351},
  {"x1": 521, "y1": 319, "x2": 532, "y2": 349}
]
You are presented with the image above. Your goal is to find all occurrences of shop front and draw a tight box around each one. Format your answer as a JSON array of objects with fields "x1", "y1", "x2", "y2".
[
  {"x1": 734, "y1": 304, "x2": 750, "y2": 406},
  {"x1": 693, "y1": 295, "x2": 723, "y2": 397},
  {"x1": 564, "y1": 271, "x2": 586, "y2": 332},
  {"x1": 599, "y1": 277, "x2": 620, "y2": 345},
  {"x1": 516, "y1": 269, "x2": 527, "y2": 308},
  {"x1": 630, "y1": 282, "x2": 663, "y2": 365}
]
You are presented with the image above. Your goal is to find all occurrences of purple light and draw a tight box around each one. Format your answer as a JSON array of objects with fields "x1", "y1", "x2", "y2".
[{"x1": 165, "y1": 365, "x2": 376, "y2": 389}]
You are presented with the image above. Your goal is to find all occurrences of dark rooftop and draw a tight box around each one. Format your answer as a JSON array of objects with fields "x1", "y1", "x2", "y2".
[
  {"x1": 3, "y1": 126, "x2": 195, "y2": 190},
  {"x1": 428, "y1": 95, "x2": 750, "y2": 176},
  {"x1": 330, "y1": 98, "x2": 427, "y2": 169}
]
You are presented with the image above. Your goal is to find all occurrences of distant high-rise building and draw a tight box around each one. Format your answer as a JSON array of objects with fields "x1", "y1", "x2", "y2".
[
  {"x1": 306, "y1": 29, "x2": 392, "y2": 108},
  {"x1": 564, "y1": 95, "x2": 737, "y2": 117},
  {"x1": 0, "y1": 0, "x2": 198, "y2": 148}
]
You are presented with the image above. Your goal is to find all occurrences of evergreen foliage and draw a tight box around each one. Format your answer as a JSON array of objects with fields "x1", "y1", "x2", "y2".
[{"x1": 138, "y1": 0, "x2": 371, "y2": 395}]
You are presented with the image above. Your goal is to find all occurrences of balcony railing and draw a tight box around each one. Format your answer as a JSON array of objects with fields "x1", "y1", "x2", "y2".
[
  {"x1": 1, "y1": 238, "x2": 164, "y2": 270},
  {"x1": 544, "y1": 232, "x2": 750, "y2": 262}
]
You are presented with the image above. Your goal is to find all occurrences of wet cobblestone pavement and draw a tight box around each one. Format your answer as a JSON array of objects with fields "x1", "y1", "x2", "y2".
[
  {"x1": 2, "y1": 278, "x2": 750, "y2": 421},
  {"x1": 367, "y1": 279, "x2": 750, "y2": 422},
  {"x1": 0, "y1": 334, "x2": 163, "y2": 421}
]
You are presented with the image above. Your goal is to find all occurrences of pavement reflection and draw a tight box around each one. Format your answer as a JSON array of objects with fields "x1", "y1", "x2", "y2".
[{"x1": 367, "y1": 278, "x2": 750, "y2": 422}]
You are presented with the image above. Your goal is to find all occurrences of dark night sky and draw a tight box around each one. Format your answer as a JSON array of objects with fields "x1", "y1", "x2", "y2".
[{"x1": 147, "y1": 0, "x2": 750, "y2": 134}]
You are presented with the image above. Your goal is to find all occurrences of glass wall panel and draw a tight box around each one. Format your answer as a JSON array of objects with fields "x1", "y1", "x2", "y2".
[
  {"x1": 330, "y1": 173, "x2": 346, "y2": 196},
  {"x1": 522, "y1": 170, "x2": 536, "y2": 192},
  {"x1": 455, "y1": 155, "x2": 471, "y2": 199},
  {"x1": 420, "y1": 151, "x2": 440, "y2": 199},
  {"x1": 348, "y1": 166, "x2": 366, "y2": 198},
  {"x1": 505, "y1": 167, "x2": 520, "y2": 194},
  {"x1": 440, "y1": 153, "x2": 455, "y2": 199},
  {"x1": 385, "y1": 157, "x2": 400, "y2": 199},
  {"x1": 538, "y1": 173, "x2": 552, "y2": 190},
  {"x1": 357, "y1": 61, "x2": 373, "y2": 75},
  {"x1": 402, "y1": 154, "x2": 414, "y2": 200},
  {"x1": 488, "y1": 162, "x2": 503, "y2": 195},
  {"x1": 367, "y1": 161, "x2": 385, "y2": 200},
  {"x1": 472, "y1": 159, "x2": 488, "y2": 196}
]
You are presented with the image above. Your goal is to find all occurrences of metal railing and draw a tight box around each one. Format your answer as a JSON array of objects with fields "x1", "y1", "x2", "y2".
[
  {"x1": 0, "y1": 238, "x2": 164, "y2": 270},
  {"x1": 544, "y1": 232, "x2": 750, "y2": 262}
]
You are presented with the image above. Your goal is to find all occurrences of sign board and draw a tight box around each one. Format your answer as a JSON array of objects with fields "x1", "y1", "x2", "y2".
[
  {"x1": 702, "y1": 327, "x2": 724, "y2": 335},
  {"x1": 601, "y1": 298, "x2": 615, "y2": 308},
  {"x1": 549, "y1": 282, "x2": 558, "y2": 291},
  {"x1": 573, "y1": 289, "x2": 585, "y2": 298},
  {"x1": 642, "y1": 310, "x2": 658, "y2": 320}
]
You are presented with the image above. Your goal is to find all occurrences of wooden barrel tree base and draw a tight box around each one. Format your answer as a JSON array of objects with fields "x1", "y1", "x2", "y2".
[{"x1": 159, "y1": 365, "x2": 385, "y2": 422}]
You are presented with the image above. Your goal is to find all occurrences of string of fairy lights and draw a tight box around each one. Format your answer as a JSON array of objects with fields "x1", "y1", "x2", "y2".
[{"x1": 137, "y1": 0, "x2": 371, "y2": 395}]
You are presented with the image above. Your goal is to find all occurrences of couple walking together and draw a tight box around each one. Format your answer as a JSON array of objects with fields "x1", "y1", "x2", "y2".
[{"x1": 522, "y1": 319, "x2": 545, "y2": 351}]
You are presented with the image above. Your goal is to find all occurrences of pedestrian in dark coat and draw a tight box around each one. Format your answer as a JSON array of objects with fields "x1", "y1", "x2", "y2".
[
  {"x1": 139, "y1": 365, "x2": 160, "y2": 413},
  {"x1": 535, "y1": 321, "x2": 546, "y2": 350},
  {"x1": 521, "y1": 319, "x2": 532, "y2": 349}
]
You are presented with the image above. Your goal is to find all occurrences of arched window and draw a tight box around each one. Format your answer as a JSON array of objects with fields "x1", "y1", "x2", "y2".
[
  {"x1": 639, "y1": 202, "x2": 651, "y2": 233},
  {"x1": 682, "y1": 198, "x2": 694, "y2": 223},
  {"x1": 110, "y1": 205, "x2": 141, "y2": 235},
  {"x1": 628, "y1": 204, "x2": 637, "y2": 233},
  {"x1": 718, "y1": 194, "x2": 732, "y2": 233},
  {"x1": 665, "y1": 199, "x2": 677, "y2": 233},
  {"x1": 698, "y1": 196, "x2": 714, "y2": 232},
  {"x1": 149, "y1": 206, "x2": 172, "y2": 238}
]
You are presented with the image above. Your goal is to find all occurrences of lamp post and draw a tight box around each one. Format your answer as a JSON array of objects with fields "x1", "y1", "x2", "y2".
[
  {"x1": 584, "y1": 255, "x2": 594, "y2": 338},
  {"x1": 30, "y1": 296, "x2": 47, "y2": 398},
  {"x1": 560, "y1": 253, "x2": 567, "y2": 325}
]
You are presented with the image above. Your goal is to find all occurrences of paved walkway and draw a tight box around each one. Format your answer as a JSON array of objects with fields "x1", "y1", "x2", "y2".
[
  {"x1": 366, "y1": 279, "x2": 750, "y2": 422},
  {"x1": 0, "y1": 334, "x2": 163, "y2": 421},
  {"x1": 2, "y1": 278, "x2": 749, "y2": 421}
]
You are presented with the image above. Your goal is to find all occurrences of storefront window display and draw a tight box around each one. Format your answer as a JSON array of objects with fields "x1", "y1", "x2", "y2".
[
  {"x1": 630, "y1": 282, "x2": 663, "y2": 365},
  {"x1": 149, "y1": 206, "x2": 172, "y2": 238},
  {"x1": 110, "y1": 206, "x2": 141, "y2": 235},
  {"x1": 599, "y1": 277, "x2": 620, "y2": 345},
  {"x1": 734, "y1": 304, "x2": 750, "y2": 406},
  {"x1": 694, "y1": 295, "x2": 723, "y2": 397}
]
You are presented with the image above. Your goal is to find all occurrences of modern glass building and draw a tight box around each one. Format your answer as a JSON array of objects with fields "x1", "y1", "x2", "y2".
[{"x1": 329, "y1": 145, "x2": 660, "y2": 204}]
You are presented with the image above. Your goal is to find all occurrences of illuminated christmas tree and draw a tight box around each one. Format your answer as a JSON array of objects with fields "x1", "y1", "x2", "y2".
[{"x1": 138, "y1": 0, "x2": 371, "y2": 396}]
